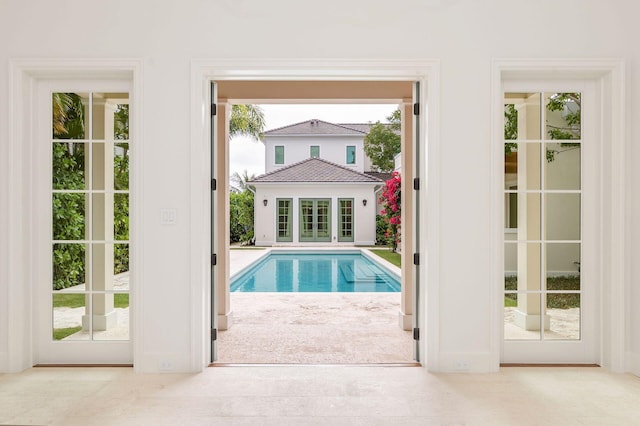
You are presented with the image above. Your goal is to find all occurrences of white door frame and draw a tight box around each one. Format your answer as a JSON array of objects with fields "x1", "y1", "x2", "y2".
[
  {"x1": 490, "y1": 59, "x2": 627, "y2": 371},
  {"x1": 189, "y1": 59, "x2": 441, "y2": 371},
  {"x1": 6, "y1": 59, "x2": 143, "y2": 371}
]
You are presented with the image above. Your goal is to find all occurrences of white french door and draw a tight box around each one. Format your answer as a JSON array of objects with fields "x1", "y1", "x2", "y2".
[
  {"x1": 34, "y1": 80, "x2": 133, "y2": 364},
  {"x1": 502, "y1": 80, "x2": 600, "y2": 364}
]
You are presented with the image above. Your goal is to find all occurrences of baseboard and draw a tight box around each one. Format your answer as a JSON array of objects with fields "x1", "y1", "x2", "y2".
[
  {"x1": 134, "y1": 352, "x2": 199, "y2": 373},
  {"x1": 627, "y1": 351, "x2": 640, "y2": 377},
  {"x1": 0, "y1": 351, "x2": 7, "y2": 373},
  {"x1": 437, "y1": 352, "x2": 499, "y2": 373}
]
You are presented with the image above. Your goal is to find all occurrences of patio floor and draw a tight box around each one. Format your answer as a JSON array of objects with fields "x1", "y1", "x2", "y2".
[{"x1": 219, "y1": 248, "x2": 413, "y2": 364}]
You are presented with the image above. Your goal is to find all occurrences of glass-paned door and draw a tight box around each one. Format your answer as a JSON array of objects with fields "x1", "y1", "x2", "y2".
[
  {"x1": 299, "y1": 199, "x2": 331, "y2": 242},
  {"x1": 338, "y1": 198, "x2": 354, "y2": 242},
  {"x1": 502, "y1": 85, "x2": 598, "y2": 364},
  {"x1": 276, "y1": 198, "x2": 293, "y2": 242},
  {"x1": 37, "y1": 81, "x2": 132, "y2": 364}
]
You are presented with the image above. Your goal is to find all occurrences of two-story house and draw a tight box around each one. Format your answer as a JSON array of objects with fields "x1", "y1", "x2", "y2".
[{"x1": 251, "y1": 119, "x2": 386, "y2": 246}]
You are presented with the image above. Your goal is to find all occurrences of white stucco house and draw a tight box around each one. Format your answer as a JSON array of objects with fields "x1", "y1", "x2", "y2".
[{"x1": 251, "y1": 119, "x2": 390, "y2": 246}]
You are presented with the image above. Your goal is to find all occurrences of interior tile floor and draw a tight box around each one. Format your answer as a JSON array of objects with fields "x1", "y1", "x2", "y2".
[{"x1": 1, "y1": 366, "x2": 639, "y2": 425}]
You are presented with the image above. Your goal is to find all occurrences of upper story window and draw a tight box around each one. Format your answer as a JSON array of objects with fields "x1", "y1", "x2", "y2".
[
  {"x1": 346, "y1": 145, "x2": 356, "y2": 164},
  {"x1": 310, "y1": 145, "x2": 320, "y2": 158},
  {"x1": 275, "y1": 146, "x2": 285, "y2": 165}
]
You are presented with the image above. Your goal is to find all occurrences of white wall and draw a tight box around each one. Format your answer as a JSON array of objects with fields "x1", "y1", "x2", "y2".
[
  {"x1": 0, "y1": 0, "x2": 638, "y2": 374},
  {"x1": 264, "y1": 135, "x2": 365, "y2": 173},
  {"x1": 254, "y1": 184, "x2": 377, "y2": 246}
]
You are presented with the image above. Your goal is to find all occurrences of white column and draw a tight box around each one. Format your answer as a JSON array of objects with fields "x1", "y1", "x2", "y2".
[
  {"x1": 514, "y1": 95, "x2": 549, "y2": 331},
  {"x1": 216, "y1": 101, "x2": 232, "y2": 330},
  {"x1": 399, "y1": 101, "x2": 413, "y2": 331},
  {"x1": 83, "y1": 99, "x2": 117, "y2": 331}
]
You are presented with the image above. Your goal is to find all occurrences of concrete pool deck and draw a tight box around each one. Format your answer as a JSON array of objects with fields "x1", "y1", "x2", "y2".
[{"x1": 220, "y1": 247, "x2": 413, "y2": 364}]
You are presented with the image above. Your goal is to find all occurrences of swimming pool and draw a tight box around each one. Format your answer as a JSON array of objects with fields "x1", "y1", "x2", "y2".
[{"x1": 231, "y1": 251, "x2": 400, "y2": 292}]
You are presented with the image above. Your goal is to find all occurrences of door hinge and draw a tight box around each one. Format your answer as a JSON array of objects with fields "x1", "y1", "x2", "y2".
[
  {"x1": 211, "y1": 253, "x2": 217, "y2": 266},
  {"x1": 413, "y1": 102, "x2": 420, "y2": 116},
  {"x1": 413, "y1": 253, "x2": 420, "y2": 266},
  {"x1": 413, "y1": 177, "x2": 420, "y2": 190},
  {"x1": 211, "y1": 103, "x2": 217, "y2": 116},
  {"x1": 211, "y1": 328, "x2": 217, "y2": 341},
  {"x1": 413, "y1": 328, "x2": 420, "y2": 340},
  {"x1": 211, "y1": 178, "x2": 217, "y2": 191}
]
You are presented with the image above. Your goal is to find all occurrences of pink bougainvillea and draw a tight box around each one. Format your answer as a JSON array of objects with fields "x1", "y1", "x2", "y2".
[{"x1": 379, "y1": 172, "x2": 401, "y2": 251}]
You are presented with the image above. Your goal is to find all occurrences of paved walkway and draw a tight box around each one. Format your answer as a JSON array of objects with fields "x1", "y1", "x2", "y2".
[{"x1": 220, "y1": 247, "x2": 413, "y2": 364}]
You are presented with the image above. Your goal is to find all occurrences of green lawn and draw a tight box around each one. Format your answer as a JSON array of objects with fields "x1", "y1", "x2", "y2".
[
  {"x1": 53, "y1": 293, "x2": 129, "y2": 308},
  {"x1": 53, "y1": 326, "x2": 82, "y2": 340},
  {"x1": 369, "y1": 249, "x2": 401, "y2": 268},
  {"x1": 504, "y1": 276, "x2": 580, "y2": 309}
]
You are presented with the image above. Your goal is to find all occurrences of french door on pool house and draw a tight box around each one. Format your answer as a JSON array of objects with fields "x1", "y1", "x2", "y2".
[{"x1": 299, "y1": 198, "x2": 331, "y2": 242}]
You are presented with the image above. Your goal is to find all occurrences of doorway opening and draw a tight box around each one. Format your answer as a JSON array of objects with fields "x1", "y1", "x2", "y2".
[{"x1": 210, "y1": 81, "x2": 422, "y2": 364}]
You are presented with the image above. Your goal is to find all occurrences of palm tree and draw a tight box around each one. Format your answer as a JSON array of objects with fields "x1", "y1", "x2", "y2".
[
  {"x1": 230, "y1": 170, "x2": 256, "y2": 193},
  {"x1": 230, "y1": 105, "x2": 265, "y2": 140}
]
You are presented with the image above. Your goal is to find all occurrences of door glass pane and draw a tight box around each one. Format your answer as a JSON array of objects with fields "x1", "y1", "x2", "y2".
[
  {"x1": 114, "y1": 143, "x2": 129, "y2": 190},
  {"x1": 544, "y1": 294, "x2": 580, "y2": 340},
  {"x1": 53, "y1": 293, "x2": 87, "y2": 340},
  {"x1": 300, "y1": 200, "x2": 313, "y2": 239},
  {"x1": 316, "y1": 200, "x2": 330, "y2": 239},
  {"x1": 91, "y1": 293, "x2": 129, "y2": 341},
  {"x1": 545, "y1": 92, "x2": 581, "y2": 141},
  {"x1": 114, "y1": 193, "x2": 129, "y2": 240},
  {"x1": 92, "y1": 93, "x2": 129, "y2": 140},
  {"x1": 53, "y1": 142, "x2": 86, "y2": 190},
  {"x1": 52, "y1": 193, "x2": 87, "y2": 240},
  {"x1": 518, "y1": 193, "x2": 542, "y2": 240},
  {"x1": 504, "y1": 292, "x2": 543, "y2": 340},
  {"x1": 52, "y1": 93, "x2": 88, "y2": 140},
  {"x1": 53, "y1": 243, "x2": 87, "y2": 291},
  {"x1": 546, "y1": 193, "x2": 580, "y2": 240},
  {"x1": 546, "y1": 243, "x2": 580, "y2": 290},
  {"x1": 545, "y1": 143, "x2": 581, "y2": 190},
  {"x1": 504, "y1": 93, "x2": 541, "y2": 140}
]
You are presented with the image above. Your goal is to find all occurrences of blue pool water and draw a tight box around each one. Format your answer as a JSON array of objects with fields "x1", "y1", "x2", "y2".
[{"x1": 231, "y1": 252, "x2": 400, "y2": 292}]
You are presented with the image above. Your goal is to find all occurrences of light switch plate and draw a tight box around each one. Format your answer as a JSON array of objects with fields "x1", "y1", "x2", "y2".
[{"x1": 160, "y1": 208, "x2": 177, "y2": 225}]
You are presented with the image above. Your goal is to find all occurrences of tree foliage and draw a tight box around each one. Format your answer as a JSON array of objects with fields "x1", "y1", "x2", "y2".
[
  {"x1": 229, "y1": 190, "x2": 255, "y2": 244},
  {"x1": 364, "y1": 109, "x2": 401, "y2": 172},
  {"x1": 230, "y1": 104, "x2": 266, "y2": 140},
  {"x1": 230, "y1": 170, "x2": 255, "y2": 193},
  {"x1": 379, "y1": 172, "x2": 402, "y2": 252}
]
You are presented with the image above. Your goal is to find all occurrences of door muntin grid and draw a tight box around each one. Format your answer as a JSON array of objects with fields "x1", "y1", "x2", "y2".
[
  {"x1": 51, "y1": 92, "x2": 130, "y2": 342},
  {"x1": 503, "y1": 92, "x2": 582, "y2": 342}
]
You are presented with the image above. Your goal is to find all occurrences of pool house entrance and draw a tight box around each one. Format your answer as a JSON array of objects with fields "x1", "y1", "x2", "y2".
[{"x1": 299, "y1": 199, "x2": 331, "y2": 243}]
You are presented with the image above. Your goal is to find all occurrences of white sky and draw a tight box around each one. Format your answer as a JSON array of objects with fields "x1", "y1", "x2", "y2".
[{"x1": 229, "y1": 104, "x2": 398, "y2": 178}]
